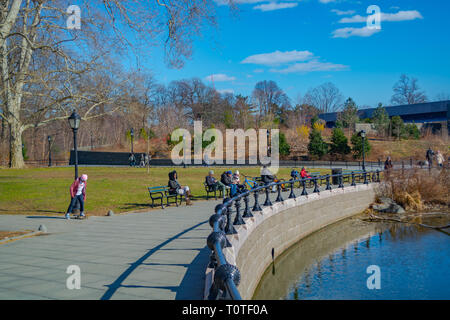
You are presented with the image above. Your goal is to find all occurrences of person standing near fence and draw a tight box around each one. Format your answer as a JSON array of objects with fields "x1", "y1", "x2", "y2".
[
  {"x1": 436, "y1": 150, "x2": 444, "y2": 168},
  {"x1": 426, "y1": 148, "x2": 434, "y2": 168}
]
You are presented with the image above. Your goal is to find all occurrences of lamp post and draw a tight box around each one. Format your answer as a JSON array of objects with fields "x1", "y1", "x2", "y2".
[
  {"x1": 48, "y1": 135, "x2": 52, "y2": 167},
  {"x1": 267, "y1": 129, "x2": 270, "y2": 158},
  {"x1": 68, "y1": 111, "x2": 81, "y2": 180},
  {"x1": 130, "y1": 128, "x2": 134, "y2": 155},
  {"x1": 360, "y1": 130, "x2": 366, "y2": 172}
]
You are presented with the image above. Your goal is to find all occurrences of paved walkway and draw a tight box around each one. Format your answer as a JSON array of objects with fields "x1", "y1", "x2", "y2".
[{"x1": 0, "y1": 185, "x2": 328, "y2": 300}]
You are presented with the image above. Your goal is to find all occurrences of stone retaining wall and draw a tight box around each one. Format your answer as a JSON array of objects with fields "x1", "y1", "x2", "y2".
[{"x1": 205, "y1": 184, "x2": 377, "y2": 300}]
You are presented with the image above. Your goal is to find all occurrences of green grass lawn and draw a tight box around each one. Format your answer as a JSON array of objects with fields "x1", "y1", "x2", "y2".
[{"x1": 0, "y1": 166, "x2": 330, "y2": 216}]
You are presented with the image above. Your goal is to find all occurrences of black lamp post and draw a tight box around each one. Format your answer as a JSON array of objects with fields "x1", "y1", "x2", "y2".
[
  {"x1": 68, "y1": 111, "x2": 81, "y2": 179},
  {"x1": 360, "y1": 130, "x2": 366, "y2": 172},
  {"x1": 130, "y1": 128, "x2": 134, "y2": 155},
  {"x1": 267, "y1": 129, "x2": 270, "y2": 157},
  {"x1": 48, "y1": 135, "x2": 52, "y2": 167}
]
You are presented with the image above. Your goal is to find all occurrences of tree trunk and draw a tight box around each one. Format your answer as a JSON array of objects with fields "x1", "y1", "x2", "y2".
[{"x1": 9, "y1": 118, "x2": 24, "y2": 168}]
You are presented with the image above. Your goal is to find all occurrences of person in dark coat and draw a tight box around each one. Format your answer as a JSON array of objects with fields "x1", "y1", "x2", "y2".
[
  {"x1": 426, "y1": 148, "x2": 434, "y2": 167},
  {"x1": 168, "y1": 170, "x2": 192, "y2": 205},
  {"x1": 205, "y1": 170, "x2": 227, "y2": 198},
  {"x1": 221, "y1": 170, "x2": 233, "y2": 187}
]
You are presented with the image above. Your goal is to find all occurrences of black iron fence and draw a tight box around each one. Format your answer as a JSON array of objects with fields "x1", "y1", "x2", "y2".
[{"x1": 205, "y1": 169, "x2": 381, "y2": 300}]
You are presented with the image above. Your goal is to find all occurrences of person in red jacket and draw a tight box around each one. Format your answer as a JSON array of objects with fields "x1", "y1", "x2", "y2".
[
  {"x1": 65, "y1": 174, "x2": 88, "y2": 219},
  {"x1": 300, "y1": 167, "x2": 311, "y2": 179}
]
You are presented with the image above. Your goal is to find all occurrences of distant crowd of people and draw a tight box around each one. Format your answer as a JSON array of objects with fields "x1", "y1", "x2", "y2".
[{"x1": 128, "y1": 153, "x2": 151, "y2": 167}]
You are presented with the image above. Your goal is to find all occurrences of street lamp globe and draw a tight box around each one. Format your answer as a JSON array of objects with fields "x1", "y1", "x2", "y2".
[
  {"x1": 360, "y1": 130, "x2": 366, "y2": 138},
  {"x1": 68, "y1": 111, "x2": 81, "y2": 130}
]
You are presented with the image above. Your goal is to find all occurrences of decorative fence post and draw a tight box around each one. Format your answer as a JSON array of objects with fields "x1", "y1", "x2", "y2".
[
  {"x1": 364, "y1": 171, "x2": 368, "y2": 184},
  {"x1": 275, "y1": 183, "x2": 284, "y2": 202},
  {"x1": 351, "y1": 171, "x2": 356, "y2": 186},
  {"x1": 233, "y1": 197, "x2": 245, "y2": 225},
  {"x1": 252, "y1": 189, "x2": 262, "y2": 212},
  {"x1": 338, "y1": 173, "x2": 344, "y2": 188},
  {"x1": 301, "y1": 178, "x2": 308, "y2": 196},
  {"x1": 313, "y1": 177, "x2": 320, "y2": 193},
  {"x1": 289, "y1": 180, "x2": 296, "y2": 198},
  {"x1": 264, "y1": 185, "x2": 273, "y2": 206},
  {"x1": 225, "y1": 203, "x2": 237, "y2": 235},
  {"x1": 325, "y1": 175, "x2": 332, "y2": 191},
  {"x1": 243, "y1": 192, "x2": 253, "y2": 218}
]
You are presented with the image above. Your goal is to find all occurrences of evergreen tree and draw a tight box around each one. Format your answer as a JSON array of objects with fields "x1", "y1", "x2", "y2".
[
  {"x1": 308, "y1": 129, "x2": 328, "y2": 159},
  {"x1": 330, "y1": 128, "x2": 350, "y2": 157},
  {"x1": 372, "y1": 103, "x2": 390, "y2": 137}
]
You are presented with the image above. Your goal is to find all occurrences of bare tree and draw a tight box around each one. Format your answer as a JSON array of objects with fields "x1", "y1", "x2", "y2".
[
  {"x1": 391, "y1": 74, "x2": 427, "y2": 105},
  {"x1": 303, "y1": 82, "x2": 343, "y2": 114},
  {"x1": 252, "y1": 80, "x2": 289, "y2": 126},
  {"x1": 0, "y1": 0, "x2": 221, "y2": 168}
]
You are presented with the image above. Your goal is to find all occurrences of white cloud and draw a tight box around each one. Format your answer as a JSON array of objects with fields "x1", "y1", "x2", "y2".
[
  {"x1": 271, "y1": 60, "x2": 348, "y2": 73},
  {"x1": 204, "y1": 73, "x2": 236, "y2": 82},
  {"x1": 331, "y1": 9, "x2": 356, "y2": 16},
  {"x1": 217, "y1": 89, "x2": 235, "y2": 94},
  {"x1": 319, "y1": 0, "x2": 337, "y2": 3},
  {"x1": 339, "y1": 10, "x2": 423, "y2": 23},
  {"x1": 253, "y1": 2, "x2": 298, "y2": 12},
  {"x1": 241, "y1": 50, "x2": 314, "y2": 66},
  {"x1": 332, "y1": 26, "x2": 381, "y2": 38}
]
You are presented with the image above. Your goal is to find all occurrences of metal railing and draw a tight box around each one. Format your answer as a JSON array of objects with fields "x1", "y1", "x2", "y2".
[{"x1": 205, "y1": 169, "x2": 381, "y2": 300}]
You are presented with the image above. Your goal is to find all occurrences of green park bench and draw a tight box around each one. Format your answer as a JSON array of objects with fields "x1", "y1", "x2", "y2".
[
  {"x1": 203, "y1": 182, "x2": 230, "y2": 200},
  {"x1": 148, "y1": 186, "x2": 181, "y2": 209}
]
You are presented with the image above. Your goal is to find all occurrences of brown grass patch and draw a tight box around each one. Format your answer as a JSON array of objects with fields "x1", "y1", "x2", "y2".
[{"x1": 377, "y1": 168, "x2": 450, "y2": 211}]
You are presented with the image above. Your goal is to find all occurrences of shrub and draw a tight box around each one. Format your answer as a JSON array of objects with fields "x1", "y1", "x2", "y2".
[
  {"x1": 330, "y1": 128, "x2": 350, "y2": 157},
  {"x1": 308, "y1": 129, "x2": 328, "y2": 159}
]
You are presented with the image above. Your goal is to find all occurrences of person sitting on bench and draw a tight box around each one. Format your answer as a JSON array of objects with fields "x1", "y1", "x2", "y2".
[
  {"x1": 205, "y1": 170, "x2": 227, "y2": 198},
  {"x1": 221, "y1": 170, "x2": 233, "y2": 187},
  {"x1": 168, "y1": 170, "x2": 192, "y2": 205},
  {"x1": 300, "y1": 167, "x2": 311, "y2": 178}
]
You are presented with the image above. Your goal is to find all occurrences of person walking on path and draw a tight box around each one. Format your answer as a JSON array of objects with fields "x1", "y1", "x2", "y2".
[
  {"x1": 168, "y1": 170, "x2": 193, "y2": 205},
  {"x1": 65, "y1": 174, "x2": 88, "y2": 219},
  {"x1": 205, "y1": 170, "x2": 227, "y2": 198},
  {"x1": 384, "y1": 156, "x2": 393, "y2": 171},
  {"x1": 436, "y1": 150, "x2": 444, "y2": 168},
  {"x1": 426, "y1": 147, "x2": 434, "y2": 168}
]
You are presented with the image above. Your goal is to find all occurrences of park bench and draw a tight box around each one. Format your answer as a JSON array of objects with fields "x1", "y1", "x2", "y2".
[
  {"x1": 203, "y1": 182, "x2": 230, "y2": 200},
  {"x1": 148, "y1": 186, "x2": 181, "y2": 209},
  {"x1": 342, "y1": 170, "x2": 365, "y2": 183}
]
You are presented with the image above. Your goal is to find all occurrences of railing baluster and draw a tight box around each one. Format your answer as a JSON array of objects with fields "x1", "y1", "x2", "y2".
[
  {"x1": 325, "y1": 175, "x2": 332, "y2": 191},
  {"x1": 264, "y1": 184, "x2": 273, "y2": 206},
  {"x1": 313, "y1": 177, "x2": 320, "y2": 193},
  {"x1": 275, "y1": 183, "x2": 284, "y2": 202},
  {"x1": 243, "y1": 192, "x2": 253, "y2": 218},
  {"x1": 301, "y1": 178, "x2": 308, "y2": 196},
  {"x1": 252, "y1": 189, "x2": 262, "y2": 212},
  {"x1": 224, "y1": 202, "x2": 237, "y2": 235},
  {"x1": 233, "y1": 198, "x2": 245, "y2": 225},
  {"x1": 289, "y1": 180, "x2": 296, "y2": 198},
  {"x1": 351, "y1": 171, "x2": 356, "y2": 186},
  {"x1": 338, "y1": 173, "x2": 344, "y2": 188}
]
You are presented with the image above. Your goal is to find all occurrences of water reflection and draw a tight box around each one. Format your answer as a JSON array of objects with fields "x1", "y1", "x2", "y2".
[{"x1": 253, "y1": 213, "x2": 450, "y2": 300}]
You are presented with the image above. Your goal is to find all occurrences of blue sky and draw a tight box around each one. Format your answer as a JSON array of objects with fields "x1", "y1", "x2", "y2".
[{"x1": 137, "y1": 0, "x2": 450, "y2": 108}]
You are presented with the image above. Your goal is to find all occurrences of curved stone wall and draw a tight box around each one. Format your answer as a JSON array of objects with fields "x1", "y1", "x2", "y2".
[{"x1": 219, "y1": 184, "x2": 377, "y2": 300}]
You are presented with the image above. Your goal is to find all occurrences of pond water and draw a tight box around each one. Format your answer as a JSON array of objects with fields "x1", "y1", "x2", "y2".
[{"x1": 253, "y1": 213, "x2": 450, "y2": 300}]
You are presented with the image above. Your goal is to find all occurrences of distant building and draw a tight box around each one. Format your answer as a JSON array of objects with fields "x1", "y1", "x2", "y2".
[{"x1": 319, "y1": 100, "x2": 450, "y2": 135}]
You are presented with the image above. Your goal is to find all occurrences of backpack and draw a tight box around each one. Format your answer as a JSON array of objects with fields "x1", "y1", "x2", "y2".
[
  {"x1": 291, "y1": 170, "x2": 299, "y2": 178},
  {"x1": 229, "y1": 184, "x2": 238, "y2": 197}
]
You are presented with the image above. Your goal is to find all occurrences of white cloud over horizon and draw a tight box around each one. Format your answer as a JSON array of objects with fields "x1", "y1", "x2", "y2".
[
  {"x1": 331, "y1": 9, "x2": 355, "y2": 16},
  {"x1": 339, "y1": 10, "x2": 423, "y2": 23},
  {"x1": 241, "y1": 50, "x2": 314, "y2": 66},
  {"x1": 242, "y1": 50, "x2": 348, "y2": 74},
  {"x1": 332, "y1": 26, "x2": 381, "y2": 38},
  {"x1": 253, "y1": 2, "x2": 298, "y2": 12},
  {"x1": 271, "y1": 60, "x2": 348, "y2": 73},
  {"x1": 204, "y1": 73, "x2": 236, "y2": 82}
]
